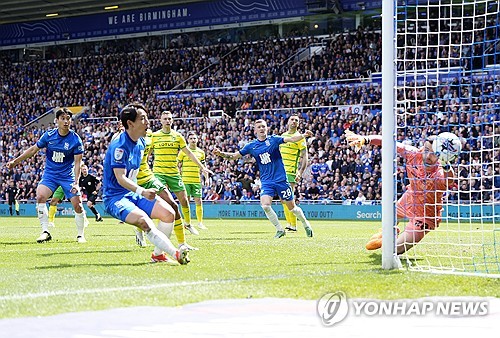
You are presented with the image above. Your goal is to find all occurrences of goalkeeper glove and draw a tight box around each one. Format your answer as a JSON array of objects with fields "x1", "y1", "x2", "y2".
[
  {"x1": 345, "y1": 130, "x2": 369, "y2": 153},
  {"x1": 440, "y1": 159, "x2": 452, "y2": 172}
]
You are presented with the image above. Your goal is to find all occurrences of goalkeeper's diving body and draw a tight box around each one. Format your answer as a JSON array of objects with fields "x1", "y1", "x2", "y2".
[{"x1": 345, "y1": 130, "x2": 457, "y2": 254}]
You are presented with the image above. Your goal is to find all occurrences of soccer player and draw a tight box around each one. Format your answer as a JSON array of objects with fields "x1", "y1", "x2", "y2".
[
  {"x1": 102, "y1": 103, "x2": 189, "y2": 265},
  {"x1": 135, "y1": 128, "x2": 197, "y2": 255},
  {"x1": 79, "y1": 164, "x2": 103, "y2": 222},
  {"x1": 110, "y1": 120, "x2": 125, "y2": 227},
  {"x1": 214, "y1": 119, "x2": 314, "y2": 238},
  {"x1": 279, "y1": 114, "x2": 308, "y2": 232},
  {"x1": 47, "y1": 186, "x2": 64, "y2": 227},
  {"x1": 178, "y1": 131, "x2": 209, "y2": 230},
  {"x1": 47, "y1": 186, "x2": 89, "y2": 228},
  {"x1": 152, "y1": 111, "x2": 212, "y2": 236},
  {"x1": 345, "y1": 130, "x2": 456, "y2": 254},
  {"x1": 6, "y1": 107, "x2": 87, "y2": 243},
  {"x1": 5, "y1": 180, "x2": 20, "y2": 216}
]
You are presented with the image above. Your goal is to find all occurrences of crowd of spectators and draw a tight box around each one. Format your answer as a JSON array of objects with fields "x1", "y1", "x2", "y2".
[
  {"x1": 1, "y1": 25, "x2": 499, "y2": 206},
  {"x1": 0, "y1": 26, "x2": 381, "y2": 124}
]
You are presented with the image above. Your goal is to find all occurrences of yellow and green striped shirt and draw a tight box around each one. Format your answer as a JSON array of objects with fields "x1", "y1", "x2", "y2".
[
  {"x1": 137, "y1": 133, "x2": 154, "y2": 185},
  {"x1": 279, "y1": 131, "x2": 307, "y2": 175},
  {"x1": 178, "y1": 147, "x2": 205, "y2": 184},
  {"x1": 152, "y1": 129, "x2": 186, "y2": 176}
]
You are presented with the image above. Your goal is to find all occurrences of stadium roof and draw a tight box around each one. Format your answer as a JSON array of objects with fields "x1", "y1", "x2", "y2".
[{"x1": 0, "y1": 0, "x2": 203, "y2": 25}]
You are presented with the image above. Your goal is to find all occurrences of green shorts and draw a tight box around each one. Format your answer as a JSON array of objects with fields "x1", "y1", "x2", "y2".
[
  {"x1": 139, "y1": 176, "x2": 166, "y2": 192},
  {"x1": 184, "y1": 183, "x2": 202, "y2": 198},
  {"x1": 286, "y1": 173, "x2": 297, "y2": 184},
  {"x1": 156, "y1": 174, "x2": 185, "y2": 193},
  {"x1": 52, "y1": 186, "x2": 65, "y2": 200}
]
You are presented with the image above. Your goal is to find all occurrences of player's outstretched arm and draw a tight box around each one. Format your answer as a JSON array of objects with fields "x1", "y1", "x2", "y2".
[
  {"x1": 296, "y1": 148, "x2": 309, "y2": 182},
  {"x1": 214, "y1": 147, "x2": 242, "y2": 161},
  {"x1": 440, "y1": 159, "x2": 456, "y2": 186},
  {"x1": 283, "y1": 130, "x2": 313, "y2": 143},
  {"x1": 344, "y1": 130, "x2": 368, "y2": 152},
  {"x1": 181, "y1": 147, "x2": 214, "y2": 175},
  {"x1": 177, "y1": 158, "x2": 183, "y2": 175},
  {"x1": 344, "y1": 130, "x2": 382, "y2": 152},
  {"x1": 6, "y1": 144, "x2": 40, "y2": 169}
]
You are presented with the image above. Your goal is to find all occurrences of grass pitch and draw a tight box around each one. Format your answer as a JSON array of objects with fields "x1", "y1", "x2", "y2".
[{"x1": 0, "y1": 217, "x2": 498, "y2": 319}]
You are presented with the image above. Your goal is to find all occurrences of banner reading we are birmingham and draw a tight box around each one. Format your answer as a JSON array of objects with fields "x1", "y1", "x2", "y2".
[{"x1": 0, "y1": 0, "x2": 309, "y2": 48}]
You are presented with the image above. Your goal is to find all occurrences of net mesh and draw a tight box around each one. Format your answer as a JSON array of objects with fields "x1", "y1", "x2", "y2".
[{"x1": 395, "y1": 0, "x2": 500, "y2": 276}]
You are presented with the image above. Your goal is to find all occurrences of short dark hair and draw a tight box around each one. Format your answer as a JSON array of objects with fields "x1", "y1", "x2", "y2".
[
  {"x1": 54, "y1": 107, "x2": 73, "y2": 119},
  {"x1": 120, "y1": 102, "x2": 147, "y2": 130},
  {"x1": 187, "y1": 131, "x2": 197, "y2": 138}
]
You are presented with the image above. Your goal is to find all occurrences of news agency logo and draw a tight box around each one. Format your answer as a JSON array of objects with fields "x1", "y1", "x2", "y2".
[
  {"x1": 317, "y1": 291, "x2": 349, "y2": 326},
  {"x1": 317, "y1": 292, "x2": 489, "y2": 327}
]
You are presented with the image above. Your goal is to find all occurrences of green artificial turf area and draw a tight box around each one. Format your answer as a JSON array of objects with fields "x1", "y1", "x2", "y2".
[{"x1": 0, "y1": 217, "x2": 498, "y2": 318}]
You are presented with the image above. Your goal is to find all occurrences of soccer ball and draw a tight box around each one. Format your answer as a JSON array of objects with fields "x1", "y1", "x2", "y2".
[{"x1": 432, "y1": 132, "x2": 462, "y2": 162}]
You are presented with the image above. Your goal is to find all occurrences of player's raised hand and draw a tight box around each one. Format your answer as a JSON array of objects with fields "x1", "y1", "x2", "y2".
[
  {"x1": 142, "y1": 188, "x2": 157, "y2": 200},
  {"x1": 202, "y1": 166, "x2": 214, "y2": 176},
  {"x1": 345, "y1": 129, "x2": 367, "y2": 153},
  {"x1": 303, "y1": 130, "x2": 313, "y2": 138},
  {"x1": 6, "y1": 160, "x2": 16, "y2": 169},
  {"x1": 213, "y1": 148, "x2": 222, "y2": 157}
]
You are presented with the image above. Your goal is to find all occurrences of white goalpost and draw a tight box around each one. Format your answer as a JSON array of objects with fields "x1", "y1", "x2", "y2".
[
  {"x1": 381, "y1": 0, "x2": 401, "y2": 270},
  {"x1": 383, "y1": 0, "x2": 500, "y2": 276}
]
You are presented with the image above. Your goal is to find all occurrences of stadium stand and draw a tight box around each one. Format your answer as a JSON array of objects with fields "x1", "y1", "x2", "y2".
[{"x1": 1, "y1": 23, "x2": 499, "y2": 206}]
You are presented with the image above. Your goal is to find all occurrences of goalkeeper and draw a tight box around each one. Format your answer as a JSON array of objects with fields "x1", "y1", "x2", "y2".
[{"x1": 345, "y1": 130, "x2": 456, "y2": 254}]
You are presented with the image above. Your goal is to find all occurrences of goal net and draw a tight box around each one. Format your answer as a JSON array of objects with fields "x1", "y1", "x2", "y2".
[{"x1": 387, "y1": 0, "x2": 500, "y2": 276}]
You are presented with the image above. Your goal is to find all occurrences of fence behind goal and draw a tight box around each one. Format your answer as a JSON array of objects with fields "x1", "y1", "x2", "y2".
[{"x1": 384, "y1": 0, "x2": 500, "y2": 276}]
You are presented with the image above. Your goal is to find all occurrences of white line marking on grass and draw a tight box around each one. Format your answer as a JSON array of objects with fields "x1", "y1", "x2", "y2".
[
  {"x1": 0, "y1": 272, "x2": 333, "y2": 301},
  {"x1": 0, "y1": 244, "x2": 136, "y2": 253}
]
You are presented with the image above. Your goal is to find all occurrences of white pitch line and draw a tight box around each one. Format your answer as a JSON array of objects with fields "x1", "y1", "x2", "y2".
[
  {"x1": 0, "y1": 272, "x2": 334, "y2": 302},
  {"x1": 0, "y1": 280, "x2": 222, "y2": 301},
  {"x1": 0, "y1": 244, "x2": 130, "y2": 253}
]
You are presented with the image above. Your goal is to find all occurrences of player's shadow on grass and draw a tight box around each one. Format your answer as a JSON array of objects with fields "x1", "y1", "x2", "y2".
[
  {"x1": 368, "y1": 253, "x2": 382, "y2": 266},
  {"x1": 40, "y1": 249, "x2": 135, "y2": 257},
  {"x1": 0, "y1": 238, "x2": 133, "y2": 245},
  {"x1": 228, "y1": 231, "x2": 271, "y2": 235},
  {"x1": 194, "y1": 235, "x2": 269, "y2": 241},
  {"x1": 32, "y1": 262, "x2": 151, "y2": 269},
  {"x1": 367, "y1": 253, "x2": 424, "y2": 271},
  {"x1": 0, "y1": 241, "x2": 38, "y2": 246},
  {"x1": 285, "y1": 261, "x2": 340, "y2": 267},
  {"x1": 91, "y1": 234, "x2": 135, "y2": 238}
]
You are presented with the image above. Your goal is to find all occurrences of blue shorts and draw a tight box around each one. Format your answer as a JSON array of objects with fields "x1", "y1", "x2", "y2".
[
  {"x1": 104, "y1": 192, "x2": 155, "y2": 222},
  {"x1": 39, "y1": 175, "x2": 80, "y2": 199},
  {"x1": 260, "y1": 180, "x2": 294, "y2": 201}
]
